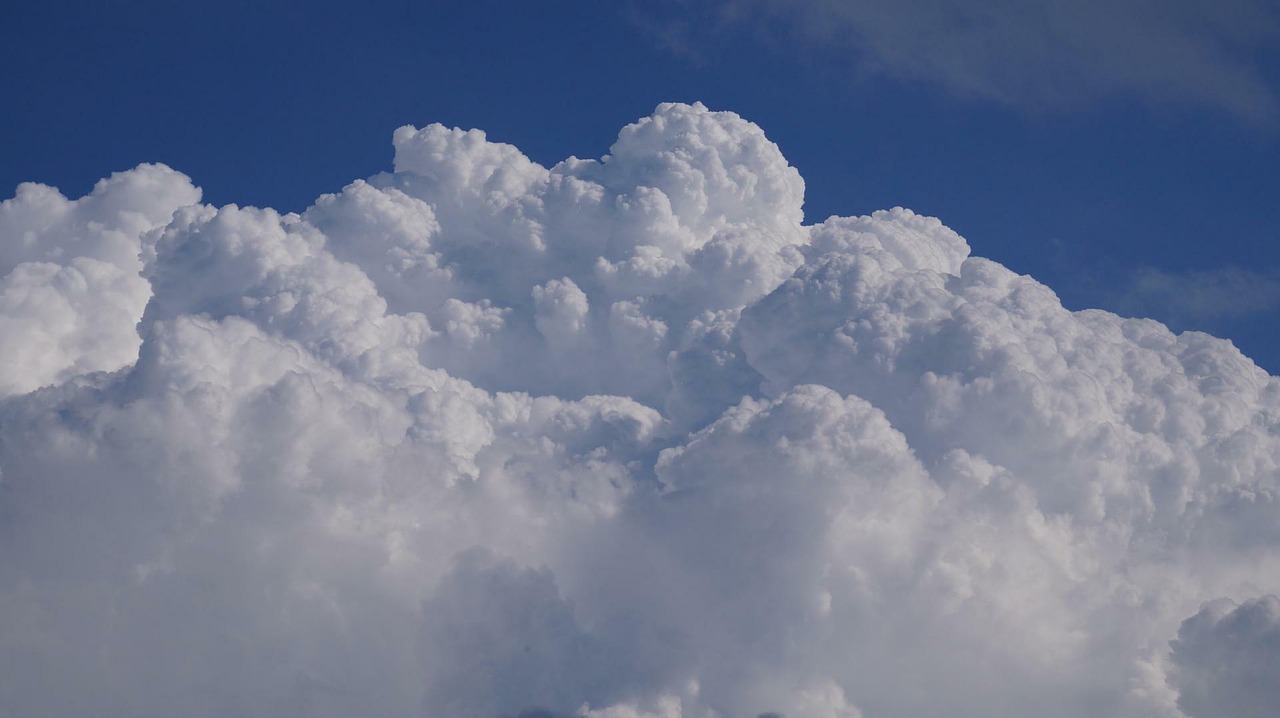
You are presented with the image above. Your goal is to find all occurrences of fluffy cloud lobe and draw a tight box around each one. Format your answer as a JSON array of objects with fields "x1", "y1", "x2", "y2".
[{"x1": 2, "y1": 103, "x2": 1278, "y2": 718}]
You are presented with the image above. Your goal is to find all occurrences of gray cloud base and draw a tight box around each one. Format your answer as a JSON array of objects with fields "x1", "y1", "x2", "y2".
[
  {"x1": 1170, "y1": 596, "x2": 1280, "y2": 718},
  {"x1": 1, "y1": 103, "x2": 1278, "y2": 717}
]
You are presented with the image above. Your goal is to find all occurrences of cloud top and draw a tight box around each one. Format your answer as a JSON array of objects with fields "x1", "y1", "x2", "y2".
[{"x1": 0, "y1": 164, "x2": 199, "y2": 396}]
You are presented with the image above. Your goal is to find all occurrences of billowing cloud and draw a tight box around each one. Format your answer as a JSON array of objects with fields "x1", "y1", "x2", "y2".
[
  {"x1": 2, "y1": 102, "x2": 1279, "y2": 717},
  {"x1": 638, "y1": 0, "x2": 1280, "y2": 121},
  {"x1": 0, "y1": 164, "x2": 200, "y2": 397}
]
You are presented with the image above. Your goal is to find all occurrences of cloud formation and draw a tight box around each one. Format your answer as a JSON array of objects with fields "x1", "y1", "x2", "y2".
[
  {"x1": 640, "y1": 0, "x2": 1280, "y2": 120},
  {"x1": 2, "y1": 103, "x2": 1279, "y2": 717}
]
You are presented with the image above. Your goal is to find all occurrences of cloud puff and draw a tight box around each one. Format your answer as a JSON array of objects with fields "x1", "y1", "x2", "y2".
[
  {"x1": 2, "y1": 102, "x2": 1279, "y2": 717},
  {"x1": 0, "y1": 164, "x2": 200, "y2": 397}
]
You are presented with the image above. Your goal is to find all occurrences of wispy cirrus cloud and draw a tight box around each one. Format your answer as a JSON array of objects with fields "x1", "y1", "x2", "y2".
[
  {"x1": 1106, "y1": 264, "x2": 1280, "y2": 327},
  {"x1": 636, "y1": 0, "x2": 1280, "y2": 121}
]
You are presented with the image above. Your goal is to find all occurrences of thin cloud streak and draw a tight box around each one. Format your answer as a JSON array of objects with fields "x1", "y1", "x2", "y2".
[
  {"x1": 640, "y1": 0, "x2": 1280, "y2": 121},
  {"x1": 1109, "y1": 265, "x2": 1280, "y2": 326}
]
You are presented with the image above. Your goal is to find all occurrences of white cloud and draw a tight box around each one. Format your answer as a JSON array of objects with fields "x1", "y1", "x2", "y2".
[
  {"x1": 2, "y1": 103, "x2": 1279, "y2": 717},
  {"x1": 0, "y1": 164, "x2": 200, "y2": 396}
]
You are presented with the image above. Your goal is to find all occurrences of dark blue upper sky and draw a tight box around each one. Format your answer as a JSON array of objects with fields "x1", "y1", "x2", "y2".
[{"x1": 4, "y1": 0, "x2": 1278, "y2": 369}]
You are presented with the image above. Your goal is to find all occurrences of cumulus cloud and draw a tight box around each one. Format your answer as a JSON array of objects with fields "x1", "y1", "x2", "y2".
[
  {"x1": 2, "y1": 102, "x2": 1280, "y2": 717},
  {"x1": 638, "y1": 0, "x2": 1280, "y2": 120}
]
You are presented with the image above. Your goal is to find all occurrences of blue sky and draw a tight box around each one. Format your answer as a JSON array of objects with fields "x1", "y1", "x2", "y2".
[{"x1": 4, "y1": 0, "x2": 1279, "y2": 369}]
